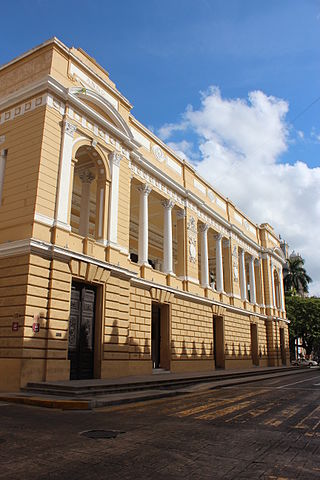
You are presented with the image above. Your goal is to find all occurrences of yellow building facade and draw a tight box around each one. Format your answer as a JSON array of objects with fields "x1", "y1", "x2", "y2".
[{"x1": 0, "y1": 38, "x2": 289, "y2": 391}]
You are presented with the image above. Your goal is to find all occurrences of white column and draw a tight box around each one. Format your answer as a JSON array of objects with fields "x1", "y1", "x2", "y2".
[
  {"x1": 96, "y1": 183, "x2": 104, "y2": 240},
  {"x1": 78, "y1": 170, "x2": 95, "y2": 237},
  {"x1": 258, "y1": 258, "x2": 265, "y2": 306},
  {"x1": 0, "y1": 149, "x2": 7, "y2": 206},
  {"x1": 199, "y1": 224, "x2": 209, "y2": 288},
  {"x1": 55, "y1": 121, "x2": 77, "y2": 230},
  {"x1": 271, "y1": 260, "x2": 276, "y2": 308},
  {"x1": 239, "y1": 249, "x2": 247, "y2": 300},
  {"x1": 108, "y1": 152, "x2": 122, "y2": 246},
  {"x1": 162, "y1": 200, "x2": 174, "y2": 275},
  {"x1": 138, "y1": 184, "x2": 151, "y2": 265},
  {"x1": 279, "y1": 267, "x2": 285, "y2": 311},
  {"x1": 248, "y1": 256, "x2": 256, "y2": 304},
  {"x1": 215, "y1": 234, "x2": 224, "y2": 292}
]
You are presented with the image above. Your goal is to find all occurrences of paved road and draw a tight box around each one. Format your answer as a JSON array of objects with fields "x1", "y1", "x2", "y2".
[{"x1": 1, "y1": 370, "x2": 320, "y2": 479}]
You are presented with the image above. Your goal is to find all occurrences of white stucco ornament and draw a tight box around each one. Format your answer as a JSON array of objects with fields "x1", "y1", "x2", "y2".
[
  {"x1": 189, "y1": 238, "x2": 197, "y2": 263},
  {"x1": 152, "y1": 144, "x2": 165, "y2": 162}
]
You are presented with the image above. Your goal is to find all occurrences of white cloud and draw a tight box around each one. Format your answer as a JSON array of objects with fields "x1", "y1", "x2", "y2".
[
  {"x1": 158, "y1": 121, "x2": 188, "y2": 141},
  {"x1": 297, "y1": 130, "x2": 304, "y2": 139},
  {"x1": 167, "y1": 140, "x2": 196, "y2": 161},
  {"x1": 160, "y1": 86, "x2": 320, "y2": 295}
]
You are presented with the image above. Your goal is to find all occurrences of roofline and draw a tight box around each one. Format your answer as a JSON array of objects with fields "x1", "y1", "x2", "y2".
[{"x1": 0, "y1": 37, "x2": 133, "y2": 110}]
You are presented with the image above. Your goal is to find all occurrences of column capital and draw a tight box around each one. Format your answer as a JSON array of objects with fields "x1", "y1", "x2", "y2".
[
  {"x1": 214, "y1": 233, "x2": 223, "y2": 241},
  {"x1": 79, "y1": 169, "x2": 95, "y2": 184},
  {"x1": 64, "y1": 121, "x2": 77, "y2": 138},
  {"x1": 198, "y1": 223, "x2": 209, "y2": 233},
  {"x1": 161, "y1": 199, "x2": 175, "y2": 210},
  {"x1": 176, "y1": 209, "x2": 186, "y2": 220},
  {"x1": 108, "y1": 151, "x2": 122, "y2": 166},
  {"x1": 138, "y1": 184, "x2": 152, "y2": 196}
]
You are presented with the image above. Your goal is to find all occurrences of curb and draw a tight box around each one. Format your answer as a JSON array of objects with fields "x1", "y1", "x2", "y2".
[
  {"x1": 1, "y1": 368, "x2": 315, "y2": 410},
  {"x1": 0, "y1": 395, "x2": 91, "y2": 410}
]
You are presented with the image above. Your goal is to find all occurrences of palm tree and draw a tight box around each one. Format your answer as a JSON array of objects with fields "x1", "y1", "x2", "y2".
[{"x1": 283, "y1": 255, "x2": 312, "y2": 296}]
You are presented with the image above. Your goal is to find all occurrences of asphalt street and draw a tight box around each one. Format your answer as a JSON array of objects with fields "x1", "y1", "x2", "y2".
[{"x1": 1, "y1": 369, "x2": 320, "y2": 479}]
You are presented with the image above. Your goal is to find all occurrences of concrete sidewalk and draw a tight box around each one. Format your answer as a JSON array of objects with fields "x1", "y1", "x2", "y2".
[{"x1": 0, "y1": 366, "x2": 315, "y2": 410}]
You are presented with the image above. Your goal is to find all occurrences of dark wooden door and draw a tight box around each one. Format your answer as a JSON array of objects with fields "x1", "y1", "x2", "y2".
[
  {"x1": 213, "y1": 316, "x2": 225, "y2": 369},
  {"x1": 68, "y1": 283, "x2": 96, "y2": 380},
  {"x1": 250, "y1": 323, "x2": 259, "y2": 366},
  {"x1": 152, "y1": 304, "x2": 161, "y2": 369}
]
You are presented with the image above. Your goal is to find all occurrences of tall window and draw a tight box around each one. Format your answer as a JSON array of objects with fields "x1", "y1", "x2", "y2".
[{"x1": 0, "y1": 149, "x2": 7, "y2": 206}]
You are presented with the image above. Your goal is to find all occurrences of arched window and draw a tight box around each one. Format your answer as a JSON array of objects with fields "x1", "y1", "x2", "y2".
[
  {"x1": 70, "y1": 145, "x2": 108, "y2": 240},
  {"x1": 273, "y1": 269, "x2": 281, "y2": 309}
]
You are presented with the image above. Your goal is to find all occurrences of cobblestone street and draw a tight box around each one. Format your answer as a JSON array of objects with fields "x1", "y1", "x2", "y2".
[{"x1": 1, "y1": 370, "x2": 320, "y2": 479}]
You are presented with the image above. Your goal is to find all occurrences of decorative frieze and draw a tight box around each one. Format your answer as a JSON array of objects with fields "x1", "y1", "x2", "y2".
[
  {"x1": 0, "y1": 94, "x2": 48, "y2": 124},
  {"x1": 187, "y1": 216, "x2": 197, "y2": 264},
  {"x1": 67, "y1": 103, "x2": 130, "y2": 159}
]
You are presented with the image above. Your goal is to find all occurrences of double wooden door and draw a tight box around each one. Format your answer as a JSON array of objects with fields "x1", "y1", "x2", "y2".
[{"x1": 68, "y1": 282, "x2": 96, "y2": 380}]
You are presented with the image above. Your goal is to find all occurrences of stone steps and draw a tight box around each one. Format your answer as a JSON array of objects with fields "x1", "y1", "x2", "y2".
[{"x1": 22, "y1": 367, "x2": 297, "y2": 398}]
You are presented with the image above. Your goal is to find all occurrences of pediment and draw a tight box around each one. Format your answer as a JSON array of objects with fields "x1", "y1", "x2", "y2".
[
  {"x1": 69, "y1": 87, "x2": 133, "y2": 140},
  {"x1": 272, "y1": 246, "x2": 286, "y2": 261}
]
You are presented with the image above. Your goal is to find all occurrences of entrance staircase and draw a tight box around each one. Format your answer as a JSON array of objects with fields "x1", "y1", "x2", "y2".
[{"x1": 22, "y1": 366, "x2": 297, "y2": 399}]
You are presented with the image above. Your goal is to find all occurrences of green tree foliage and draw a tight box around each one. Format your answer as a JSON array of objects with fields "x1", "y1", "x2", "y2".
[
  {"x1": 286, "y1": 295, "x2": 320, "y2": 357},
  {"x1": 283, "y1": 256, "x2": 312, "y2": 295},
  {"x1": 283, "y1": 256, "x2": 312, "y2": 294}
]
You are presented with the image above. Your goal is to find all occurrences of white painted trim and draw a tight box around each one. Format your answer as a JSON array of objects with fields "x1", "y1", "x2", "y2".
[
  {"x1": 55, "y1": 121, "x2": 76, "y2": 226},
  {"x1": 0, "y1": 149, "x2": 7, "y2": 206},
  {"x1": 0, "y1": 72, "x2": 283, "y2": 271},
  {"x1": 53, "y1": 220, "x2": 72, "y2": 232},
  {"x1": 34, "y1": 213, "x2": 54, "y2": 227},
  {"x1": 108, "y1": 152, "x2": 121, "y2": 245},
  {"x1": 0, "y1": 237, "x2": 286, "y2": 322},
  {"x1": 0, "y1": 37, "x2": 132, "y2": 108}
]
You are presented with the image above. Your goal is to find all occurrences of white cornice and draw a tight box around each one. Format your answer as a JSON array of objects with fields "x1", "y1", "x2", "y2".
[
  {"x1": 131, "y1": 276, "x2": 285, "y2": 322},
  {"x1": 0, "y1": 238, "x2": 286, "y2": 322},
  {"x1": 67, "y1": 92, "x2": 137, "y2": 150},
  {"x1": 0, "y1": 76, "x2": 137, "y2": 152},
  {"x1": 130, "y1": 116, "x2": 195, "y2": 172},
  {"x1": 0, "y1": 238, "x2": 137, "y2": 279},
  {"x1": 0, "y1": 75, "x2": 52, "y2": 111},
  {"x1": 0, "y1": 76, "x2": 281, "y2": 257}
]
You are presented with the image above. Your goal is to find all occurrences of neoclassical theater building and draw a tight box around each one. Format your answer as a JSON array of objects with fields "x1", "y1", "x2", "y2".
[{"x1": 0, "y1": 38, "x2": 289, "y2": 390}]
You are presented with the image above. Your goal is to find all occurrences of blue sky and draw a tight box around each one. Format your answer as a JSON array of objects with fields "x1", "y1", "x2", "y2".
[{"x1": 1, "y1": 0, "x2": 320, "y2": 292}]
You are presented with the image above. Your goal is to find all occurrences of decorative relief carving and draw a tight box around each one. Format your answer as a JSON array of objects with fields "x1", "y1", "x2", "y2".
[
  {"x1": 187, "y1": 216, "x2": 197, "y2": 234},
  {"x1": 187, "y1": 216, "x2": 198, "y2": 263},
  {"x1": 233, "y1": 258, "x2": 239, "y2": 282},
  {"x1": 0, "y1": 94, "x2": 48, "y2": 125},
  {"x1": 231, "y1": 244, "x2": 239, "y2": 282},
  {"x1": 109, "y1": 151, "x2": 122, "y2": 167},
  {"x1": 176, "y1": 209, "x2": 186, "y2": 220},
  {"x1": 137, "y1": 184, "x2": 152, "y2": 196},
  {"x1": 161, "y1": 199, "x2": 175, "y2": 210},
  {"x1": 188, "y1": 238, "x2": 197, "y2": 263},
  {"x1": 65, "y1": 121, "x2": 77, "y2": 137},
  {"x1": 152, "y1": 144, "x2": 166, "y2": 162},
  {"x1": 130, "y1": 162, "x2": 184, "y2": 207},
  {"x1": 79, "y1": 169, "x2": 95, "y2": 184},
  {"x1": 198, "y1": 223, "x2": 209, "y2": 233}
]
